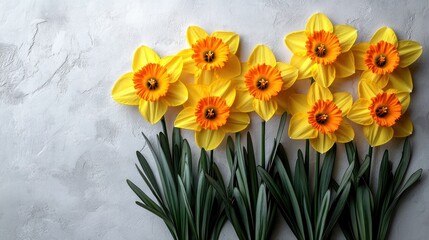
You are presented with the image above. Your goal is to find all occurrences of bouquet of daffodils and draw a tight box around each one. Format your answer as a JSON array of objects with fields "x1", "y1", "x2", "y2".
[{"x1": 111, "y1": 13, "x2": 423, "y2": 240}]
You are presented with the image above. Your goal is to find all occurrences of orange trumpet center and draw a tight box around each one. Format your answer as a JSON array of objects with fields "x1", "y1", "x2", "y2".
[
  {"x1": 306, "y1": 30, "x2": 341, "y2": 65},
  {"x1": 364, "y1": 41, "x2": 400, "y2": 75},
  {"x1": 195, "y1": 96, "x2": 230, "y2": 130},
  {"x1": 244, "y1": 64, "x2": 283, "y2": 101},
  {"x1": 308, "y1": 99, "x2": 343, "y2": 134},
  {"x1": 191, "y1": 36, "x2": 230, "y2": 71},
  {"x1": 133, "y1": 63, "x2": 170, "y2": 102},
  {"x1": 369, "y1": 92, "x2": 402, "y2": 127}
]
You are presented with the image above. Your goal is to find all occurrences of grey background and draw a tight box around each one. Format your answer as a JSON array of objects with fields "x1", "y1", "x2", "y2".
[{"x1": 1, "y1": 0, "x2": 428, "y2": 239}]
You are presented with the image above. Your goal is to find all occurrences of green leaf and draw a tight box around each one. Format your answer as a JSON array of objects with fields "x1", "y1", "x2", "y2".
[
  {"x1": 337, "y1": 161, "x2": 355, "y2": 194},
  {"x1": 356, "y1": 186, "x2": 373, "y2": 240},
  {"x1": 233, "y1": 188, "x2": 252, "y2": 239},
  {"x1": 267, "y1": 112, "x2": 287, "y2": 168},
  {"x1": 276, "y1": 158, "x2": 305, "y2": 240},
  {"x1": 316, "y1": 190, "x2": 330, "y2": 240},
  {"x1": 127, "y1": 179, "x2": 166, "y2": 220},
  {"x1": 302, "y1": 195, "x2": 314, "y2": 240},
  {"x1": 392, "y1": 137, "x2": 411, "y2": 196},
  {"x1": 375, "y1": 150, "x2": 391, "y2": 210},
  {"x1": 177, "y1": 176, "x2": 198, "y2": 238},
  {"x1": 255, "y1": 185, "x2": 268, "y2": 240},
  {"x1": 293, "y1": 151, "x2": 310, "y2": 215},
  {"x1": 246, "y1": 132, "x2": 259, "y2": 212},
  {"x1": 324, "y1": 182, "x2": 351, "y2": 239},
  {"x1": 135, "y1": 151, "x2": 164, "y2": 206},
  {"x1": 357, "y1": 154, "x2": 371, "y2": 183},
  {"x1": 319, "y1": 145, "x2": 336, "y2": 204}
]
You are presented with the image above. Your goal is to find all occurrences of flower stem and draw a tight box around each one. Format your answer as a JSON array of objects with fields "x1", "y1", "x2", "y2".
[
  {"x1": 210, "y1": 150, "x2": 214, "y2": 165},
  {"x1": 261, "y1": 120, "x2": 266, "y2": 169},
  {"x1": 305, "y1": 139, "x2": 310, "y2": 176}
]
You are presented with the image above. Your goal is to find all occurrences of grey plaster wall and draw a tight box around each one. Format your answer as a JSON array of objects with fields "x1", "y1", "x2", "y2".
[{"x1": 1, "y1": 0, "x2": 428, "y2": 239}]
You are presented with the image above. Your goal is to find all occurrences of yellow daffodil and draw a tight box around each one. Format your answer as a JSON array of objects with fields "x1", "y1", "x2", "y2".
[
  {"x1": 287, "y1": 83, "x2": 354, "y2": 153},
  {"x1": 233, "y1": 44, "x2": 298, "y2": 121},
  {"x1": 178, "y1": 26, "x2": 241, "y2": 85},
  {"x1": 352, "y1": 27, "x2": 422, "y2": 92},
  {"x1": 348, "y1": 80, "x2": 412, "y2": 146},
  {"x1": 285, "y1": 13, "x2": 357, "y2": 87},
  {"x1": 111, "y1": 46, "x2": 188, "y2": 124},
  {"x1": 174, "y1": 79, "x2": 249, "y2": 150}
]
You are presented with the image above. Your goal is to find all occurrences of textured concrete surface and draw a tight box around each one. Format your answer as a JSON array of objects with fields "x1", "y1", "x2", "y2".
[{"x1": 1, "y1": 0, "x2": 428, "y2": 239}]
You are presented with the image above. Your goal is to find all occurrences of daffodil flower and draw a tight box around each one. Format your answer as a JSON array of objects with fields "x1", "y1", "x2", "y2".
[
  {"x1": 352, "y1": 27, "x2": 422, "y2": 92},
  {"x1": 287, "y1": 83, "x2": 354, "y2": 153},
  {"x1": 285, "y1": 13, "x2": 357, "y2": 87},
  {"x1": 174, "y1": 79, "x2": 249, "y2": 150},
  {"x1": 178, "y1": 26, "x2": 241, "y2": 85},
  {"x1": 233, "y1": 44, "x2": 299, "y2": 121},
  {"x1": 348, "y1": 80, "x2": 412, "y2": 146},
  {"x1": 111, "y1": 46, "x2": 188, "y2": 124}
]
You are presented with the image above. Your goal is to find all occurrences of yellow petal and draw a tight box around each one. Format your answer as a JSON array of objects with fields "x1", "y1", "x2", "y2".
[
  {"x1": 210, "y1": 80, "x2": 236, "y2": 106},
  {"x1": 231, "y1": 90, "x2": 254, "y2": 112},
  {"x1": 312, "y1": 64, "x2": 336, "y2": 88},
  {"x1": 352, "y1": 43, "x2": 370, "y2": 70},
  {"x1": 287, "y1": 94, "x2": 309, "y2": 115},
  {"x1": 310, "y1": 133, "x2": 336, "y2": 154},
  {"x1": 363, "y1": 124, "x2": 394, "y2": 147},
  {"x1": 388, "y1": 68, "x2": 413, "y2": 93},
  {"x1": 291, "y1": 55, "x2": 314, "y2": 79},
  {"x1": 333, "y1": 51, "x2": 355, "y2": 78},
  {"x1": 348, "y1": 99, "x2": 373, "y2": 125},
  {"x1": 163, "y1": 81, "x2": 188, "y2": 106},
  {"x1": 273, "y1": 90, "x2": 290, "y2": 114},
  {"x1": 277, "y1": 62, "x2": 299, "y2": 89},
  {"x1": 222, "y1": 112, "x2": 250, "y2": 133},
  {"x1": 398, "y1": 92, "x2": 410, "y2": 113},
  {"x1": 358, "y1": 78, "x2": 382, "y2": 99},
  {"x1": 335, "y1": 120, "x2": 355, "y2": 143},
  {"x1": 185, "y1": 84, "x2": 207, "y2": 107},
  {"x1": 159, "y1": 55, "x2": 183, "y2": 82},
  {"x1": 253, "y1": 99, "x2": 277, "y2": 122},
  {"x1": 139, "y1": 99, "x2": 168, "y2": 124},
  {"x1": 196, "y1": 69, "x2": 215, "y2": 85},
  {"x1": 398, "y1": 40, "x2": 423, "y2": 68},
  {"x1": 111, "y1": 72, "x2": 140, "y2": 106},
  {"x1": 288, "y1": 112, "x2": 318, "y2": 139},
  {"x1": 248, "y1": 44, "x2": 276, "y2": 67},
  {"x1": 177, "y1": 48, "x2": 195, "y2": 74},
  {"x1": 392, "y1": 114, "x2": 413, "y2": 137},
  {"x1": 187, "y1": 26, "x2": 208, "y2": 46},
  {"x1": 370, "y1": 27, "x2": 398, "y2": 46},
  {"x1": 216, "y1": 54, "x2": 241, "y2": 80},
  {"x1": 334, "y1": 25, "x2": 357, "y2": 52},
  {"x1": 195, "y1": 129, "x2": 225, "y2": 150},
  {"x1": 174, "y1": 107, "x2": 200, "y2": 131},
  {"x1": 211, "y1": 31, "x2": 240, "y2": 54},
  {"x1": 333, "y1": 92, "x2": 353, "y2": 116},
  {"x1": 284, "y1": 31, "x2": 308, "y2": 55},
  {"x1": 132, "y1": 46, "x2": 160, "y2": 72},
  {"x1": 361, "y1": 70, "x2": 389, "y2": 89},
  {"x1": 306, "y1": 13, "x2": 334, "y2": 33},
  {"x1": 307, "y1": 82, "x2": 333, "y2": 105}
]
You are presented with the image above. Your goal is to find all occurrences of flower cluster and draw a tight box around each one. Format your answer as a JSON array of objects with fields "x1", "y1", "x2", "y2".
[{"x1": 112, "y1": 12, "x2": 422, "y2": 152}]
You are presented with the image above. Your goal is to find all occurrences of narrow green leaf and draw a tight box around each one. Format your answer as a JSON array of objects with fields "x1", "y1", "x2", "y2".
[
  {"x1": 178, "y1": 177, "x2": 198, "y2": 238},
  {"x1": 255, "y1": 185, "x2": 268, "y2": 240},
  {"x1": 357, "y1": 155, "x2": 371, "y2": 182},
  {"x1": 267, "y1": 112, "x2": 287, "y2": 167},
  {"x1": 316, "y1": 191, "x2": 330, "y2": 240},
  {"x1": 233, "y1": 188, "x2": 252, "y2": 239},
  {"x1": 319, "y1": 145, "x2": 336, "y2": 204},
  {"x1": 324, "y1": 182, "x2": 351, "y2": 239},
  {"x1": 392, "y1": 138, "x2": 411, "y2": 196},
  {"x1": 246, "y1": 132, "x2": 259, "y2": 212},
  {"x1": 127, "y1": 179, "x2": 166, "y2": 220},
  {"x1": 356, "y1": 186, "x2": 373, "y2": 240},
  {"x1": 302, "y1": 195, "x2": 314, "y2": 240},
  {"x1": 337, "y1": 161, "x2": 355, "y2": 194},
  {"x1": 375, "y1": 150, "x2": 391, "y2": 210}
]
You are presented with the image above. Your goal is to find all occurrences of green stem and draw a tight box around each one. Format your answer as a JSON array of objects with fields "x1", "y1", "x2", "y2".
[
  {"x1": 261, "y1": 120, "x2": 266, "y2": 169},
  {"x1": 210, "y1": 150, "x2": 214, "y2": 166},
  {"x1": 314, "y1": 151, "x2": 321, "y2": 225}
]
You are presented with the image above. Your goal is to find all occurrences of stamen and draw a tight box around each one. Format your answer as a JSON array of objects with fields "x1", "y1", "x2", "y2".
[
  {"x1": 376, "y1": 106, "x2": 388, "y2": 117},
  {"x1": 204, "y1": 50, "x2": 215, "y2": 63},
  {"x1": 316, "y1": 113, "x2": 329, "y2": 124},
  {"x1": 316, "y1": 44, "x2": 327, "y2": 57},
  {"x1": 147, "y1": 78, "x2": 158, "y2": 90},
  {"x1": 257, "y1": 78, "x2": 269, "y2": 90},
  {"x1": 205, "y1": 108, "x2": 216, "y2": 119},
  {"x1": 376, "y1": 55, "x2": 387, "y2": 67}
]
